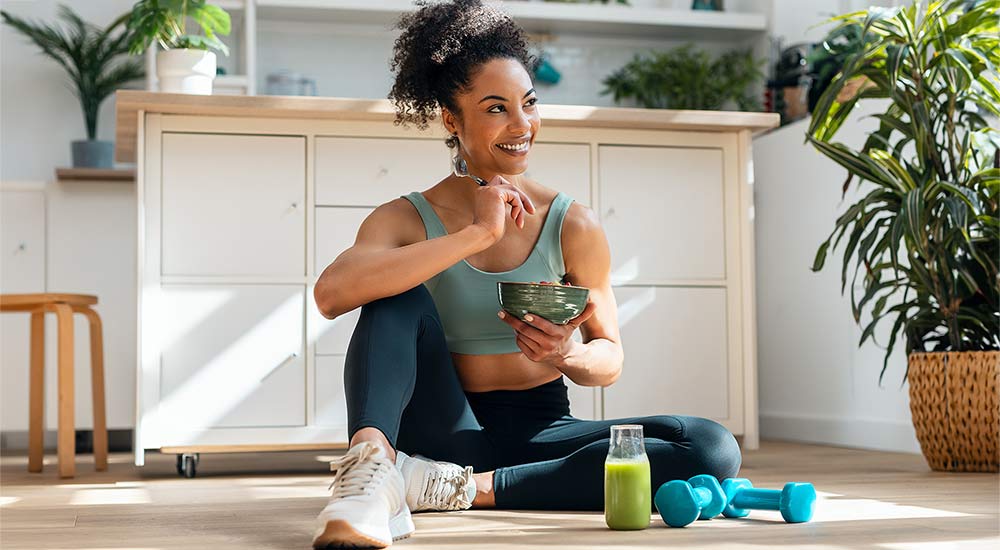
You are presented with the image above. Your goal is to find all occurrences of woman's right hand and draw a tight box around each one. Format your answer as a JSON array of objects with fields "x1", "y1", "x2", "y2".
[{"x1": 471, "y1": 175, "x2": 536, "y2": 243}]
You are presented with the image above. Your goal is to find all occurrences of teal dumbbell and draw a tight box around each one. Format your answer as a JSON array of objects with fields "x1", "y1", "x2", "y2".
[
  {"x1": 721, "y1": 479, "x2": 816, "y2": 523},
  {"x1": 654, "y1": 474, "x2": 728, "y2": 528}
]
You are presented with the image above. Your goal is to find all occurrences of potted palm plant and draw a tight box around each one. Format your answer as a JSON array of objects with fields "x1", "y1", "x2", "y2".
[
  {"x1": 808, "y1": 0, "x2": 999, "y2": 472},
  {"x1": 1, "y1": 6, "x2": 145, "y2": 168},
  {"x1": 126, "y1": 0, "x2": 231, "y2": 95}
]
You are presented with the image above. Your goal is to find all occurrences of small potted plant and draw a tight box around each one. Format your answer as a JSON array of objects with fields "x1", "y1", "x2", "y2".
[
  {"x1": 1, "y1": 6, "x2": 145, "y2": 168},
  {"x1": 126, "y1": 0, "x2": 231, "y2": 95},
  {"x1": 601, "y1": 44, "x2": 762, "y2": 110},
  {"x1": 808, "y1": 0, "x2": 999, "y2": 472}
]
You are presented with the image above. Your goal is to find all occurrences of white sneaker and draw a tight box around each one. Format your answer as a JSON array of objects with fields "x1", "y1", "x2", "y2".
[
  {"x1": 395, "y1": 450, "x2": 477, "y2": 512},
  {"x1": 312, "y1": 442, "x2": 415, "y2": 549}
]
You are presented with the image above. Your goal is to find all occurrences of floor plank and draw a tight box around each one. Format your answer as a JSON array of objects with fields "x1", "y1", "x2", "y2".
[{"x1": 1, "y1": 441, "x2": 997, "y2": 549}]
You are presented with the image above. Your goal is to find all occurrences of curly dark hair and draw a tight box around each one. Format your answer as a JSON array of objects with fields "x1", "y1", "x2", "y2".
[{"x1": 388, "y1": 0, "x2": 536, "y2": 149}]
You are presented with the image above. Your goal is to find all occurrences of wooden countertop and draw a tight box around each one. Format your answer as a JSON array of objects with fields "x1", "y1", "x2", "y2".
[{"x1": 115, "y1": 90, "x2": 779, "y2": 163}]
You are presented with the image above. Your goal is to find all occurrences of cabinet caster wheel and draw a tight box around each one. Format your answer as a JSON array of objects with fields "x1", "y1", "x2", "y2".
[{"x1": 177, "y1": 453, "x2": 199, "y2": 478}]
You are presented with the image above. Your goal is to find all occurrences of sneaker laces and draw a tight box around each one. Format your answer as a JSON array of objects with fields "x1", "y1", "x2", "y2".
[
  {"x1": 326, "y1": 443, "x2": 387, "y2": 498},
  {"x1": 420, "y1": 465, "x2": 474, "y2": 510}
]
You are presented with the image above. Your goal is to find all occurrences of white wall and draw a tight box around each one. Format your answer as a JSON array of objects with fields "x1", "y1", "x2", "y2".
[{"x1": 753, "y1": 0, "x2": 919, "y2": 454}]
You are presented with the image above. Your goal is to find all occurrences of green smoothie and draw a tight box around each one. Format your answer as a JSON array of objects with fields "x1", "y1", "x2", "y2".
[{"x1": 604, "y1": 458, "x2": 651, "y2": 530}]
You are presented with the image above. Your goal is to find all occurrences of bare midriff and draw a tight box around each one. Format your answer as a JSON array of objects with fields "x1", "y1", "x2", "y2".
[{"x1": 453, "y1": 352, "x2": 563, "y2": 393}]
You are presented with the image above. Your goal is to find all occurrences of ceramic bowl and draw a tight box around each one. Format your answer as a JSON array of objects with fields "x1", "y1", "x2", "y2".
[{"x1": 497, "y1": 281, "x2": 590, "y2": 325}]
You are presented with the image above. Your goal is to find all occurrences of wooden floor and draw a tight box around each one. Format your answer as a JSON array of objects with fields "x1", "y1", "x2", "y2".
[{"x1": 2, "y1": 440, "x2": 997, "y2": 549}]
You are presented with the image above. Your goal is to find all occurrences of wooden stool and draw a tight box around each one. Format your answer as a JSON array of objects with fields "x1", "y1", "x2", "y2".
[{"x1": 0, "y1": 293, "x2": 108, "y2": 478}]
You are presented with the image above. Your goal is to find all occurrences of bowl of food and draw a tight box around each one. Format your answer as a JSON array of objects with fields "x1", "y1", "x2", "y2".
[{"x1": 497, "y1": 281, "x2": 590, "y2": 325}]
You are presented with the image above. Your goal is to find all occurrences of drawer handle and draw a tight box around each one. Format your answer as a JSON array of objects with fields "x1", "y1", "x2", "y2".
[
  {"x1": 376, "y1": 167, "x2": 388, "y2": 177},
  {"x1": 260, "y1": 352, "x2": 299, "y2": 383},
  {"x1": 604, "y1": 207, "x2": 615, "y2": 218}
]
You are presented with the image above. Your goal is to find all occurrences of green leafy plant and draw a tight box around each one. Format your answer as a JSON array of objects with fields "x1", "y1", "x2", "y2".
[
  {"x1": 126, "y1": 0, "x2": 231, "y2": 56},
  {"x1": 806, "y1": 20, "x2": 869, "y2": 112},
  {"x1": 808, "y1": 0, "x2": 1000, "y2": 382},
  {"x1": 601, "y1": 45, "x2": 763, "y2": 110},
  {"x1": 1, "y1": 6, "x2": 145, "y2": 141}
]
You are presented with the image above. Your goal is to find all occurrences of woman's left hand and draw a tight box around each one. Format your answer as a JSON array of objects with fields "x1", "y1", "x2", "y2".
[{"x1": 498, "y1": 301, "x2": 597, "y2": 367}]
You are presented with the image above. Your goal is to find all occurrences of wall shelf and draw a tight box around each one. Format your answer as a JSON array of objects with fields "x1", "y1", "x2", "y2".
[
  {"x1": 55, "y1": 168, "x2": 135, "y2": 183},
  {"x1": 233, "y1": 0, "x2": 767, "y2": 41}
]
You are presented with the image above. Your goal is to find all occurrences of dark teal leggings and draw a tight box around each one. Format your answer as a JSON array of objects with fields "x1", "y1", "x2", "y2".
[{"x1": 344, "y1": 285, "x2": 742, "y2": 511}]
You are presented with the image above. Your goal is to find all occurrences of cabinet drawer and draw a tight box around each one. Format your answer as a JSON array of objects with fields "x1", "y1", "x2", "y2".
[
  {"x1": 603, "y1": 286, "x2": 729, "y2": 421},
  {"x1": 522, "y1": 143, "x2": 591, "y2": 206},
  {"x1": 315, "y1": 207, "x2": 371, "y2": 274},
  {"x1": 161, "y1": 133, "x2": 306, "y2": 277},
  {"x1": 314, "y1": 355, "x2": 349, "y2": 438},
  {"x1": 315, "y1": 137, "x2": 448, "y2": 206},
  {"x1": 599, "y1": 146, "x2": 725, "y2": 283},
  {"x1": 158, "y1": 284, "x2": 306, "y2": 430}
]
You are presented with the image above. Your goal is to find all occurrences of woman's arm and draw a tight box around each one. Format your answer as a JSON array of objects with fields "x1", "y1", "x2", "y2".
[
  {"x1": 314, "y1": 199, "x2": 491, "y2": 319},
  {"x1": 549, "y1": 203, "x2": 624, "y2": 387}
]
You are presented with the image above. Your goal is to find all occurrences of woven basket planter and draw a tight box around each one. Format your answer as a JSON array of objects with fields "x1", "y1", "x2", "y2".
[{"x1": 908, "y1": 351, "x2": 1000, "y2": 472}]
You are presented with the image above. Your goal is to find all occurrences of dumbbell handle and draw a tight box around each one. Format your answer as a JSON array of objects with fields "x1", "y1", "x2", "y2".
[
  {"x1": 729, "y1": 488, "x2": 782, "y2": 511},
  {"x1": 690, "y1": 486, "x2": 713, "y2": 509}
]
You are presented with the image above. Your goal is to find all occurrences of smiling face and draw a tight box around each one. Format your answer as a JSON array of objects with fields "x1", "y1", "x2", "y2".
[{"x1": 441, "y1": 57, "x2": 541, "y2": 180}]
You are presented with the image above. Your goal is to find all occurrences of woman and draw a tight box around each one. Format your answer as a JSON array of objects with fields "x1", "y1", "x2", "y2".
[{"x1": 311, "y1": 1, "x2": 741, "y2": 548}]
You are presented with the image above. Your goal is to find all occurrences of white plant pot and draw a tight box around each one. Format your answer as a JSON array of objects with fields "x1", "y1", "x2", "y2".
[{"x1": 156, "y1": 49, "x2": 216, "y2": 95}]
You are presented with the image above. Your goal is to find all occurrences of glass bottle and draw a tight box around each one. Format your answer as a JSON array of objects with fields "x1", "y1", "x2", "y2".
[{"x1": 604, "y1": 424, "x2": 651, "y2": 530}]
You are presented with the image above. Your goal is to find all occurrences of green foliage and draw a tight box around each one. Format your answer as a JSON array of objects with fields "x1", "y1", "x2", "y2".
[
  {"x1": 126, "y1": 0, "x2": 231, "y2": 56},
  {"x1": 601, "y1": 45, "x2": 764, "y2": 110},
  {"x1": 806, "y1": 19, "x2": 870, "y2": 112},
  {"x1": 1, "y1": 5, "x2": 145, "y2": 140},
  {"x1": 808, "y1": 0, "x2": 1000, "y2": 383}
]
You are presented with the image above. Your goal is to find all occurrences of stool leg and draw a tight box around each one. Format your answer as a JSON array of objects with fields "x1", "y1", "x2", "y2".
[
  {"x1": 54, "y1": 303, "x2": 75, "y2": 479},
  {"x1": 82, "y1": 307, "x2": 108, "y2": 471},
  {"x1": 29, "y1": 311, "x2": 45, "y2": 473}
]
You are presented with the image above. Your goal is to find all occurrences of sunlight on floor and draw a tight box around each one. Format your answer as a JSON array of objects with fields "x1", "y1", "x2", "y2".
[
  {"x1": 811, "y1": 490, "x2": 970, "y2": 523},
  {"x1": 878, "y1": 541, "x2": 1000, "y2": 550},
  {"x1": 69, "y1": 487, "x2": 152, "y2": 505},
  {"x1": 0, "y1": 496, "x2": 21, "y2": 507}
]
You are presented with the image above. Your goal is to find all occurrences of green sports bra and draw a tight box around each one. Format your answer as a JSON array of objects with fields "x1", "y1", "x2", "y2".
[{"x1": 402, "y1": 191, "x2": 574, "y2": 355}]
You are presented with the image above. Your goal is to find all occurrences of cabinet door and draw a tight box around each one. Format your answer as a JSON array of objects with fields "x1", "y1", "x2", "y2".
[
  {"x1": 599, "y1": 146, "x2": 725, "y2": 284},
  {"x1": 312, "y1": 207, "x2": 371, "y2": 354},
  {"x1": 0, "y1": 191, "x2": 46, "y2": 432},
  {"x1": 161, "y1": 133, "x2": 306, "y2": 277},
  {"x1": 603, "y1": 286, "x2": 729, "y2": 421},
  {"x1": 158, "y1": 284, "x2": 306, "y2": 431},
  {"x1": 315, "y1": 137, "x2": 448, "y2": 207},
  {"x1": 523, "y1": 143, "x2": 591, "y2": 206},
  {"x1": 314, "y1": 355, "x2": 349, "y2": 440}
]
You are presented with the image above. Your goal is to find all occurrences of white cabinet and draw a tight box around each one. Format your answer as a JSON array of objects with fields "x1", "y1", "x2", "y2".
[
  {"x1": 599, "y1": 146, "x2": 726, "y2": 284},
  {"x1": 315, "y1": 137, "x2": 448, "y2": 207},
  {"x1": 161, "y1": 133, "x2": 306, "y2": 277},
  {"x1": 134, "y1": 107, "x2": 763, "y2": 465},
  {"x1": 314, "y1": 355, "x2": 349, "y2": 437},
  {"x1": 157, "y1": 284, "x2": 306, "y2": 436},
  {"x1": 604, "y1": 286, "x2": 730, "y2": 420}
]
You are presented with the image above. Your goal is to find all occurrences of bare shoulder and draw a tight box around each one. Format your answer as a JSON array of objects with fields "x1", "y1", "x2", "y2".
[
  {"x1": 561, "y1": 201, "x2": 610, "y2": 279},
  {"x1": 357, "y1": 197, "x2": 426, "y2": 247},
  {"x1": 562, "y1": 201, "x2": 604, "y2": 241}
]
